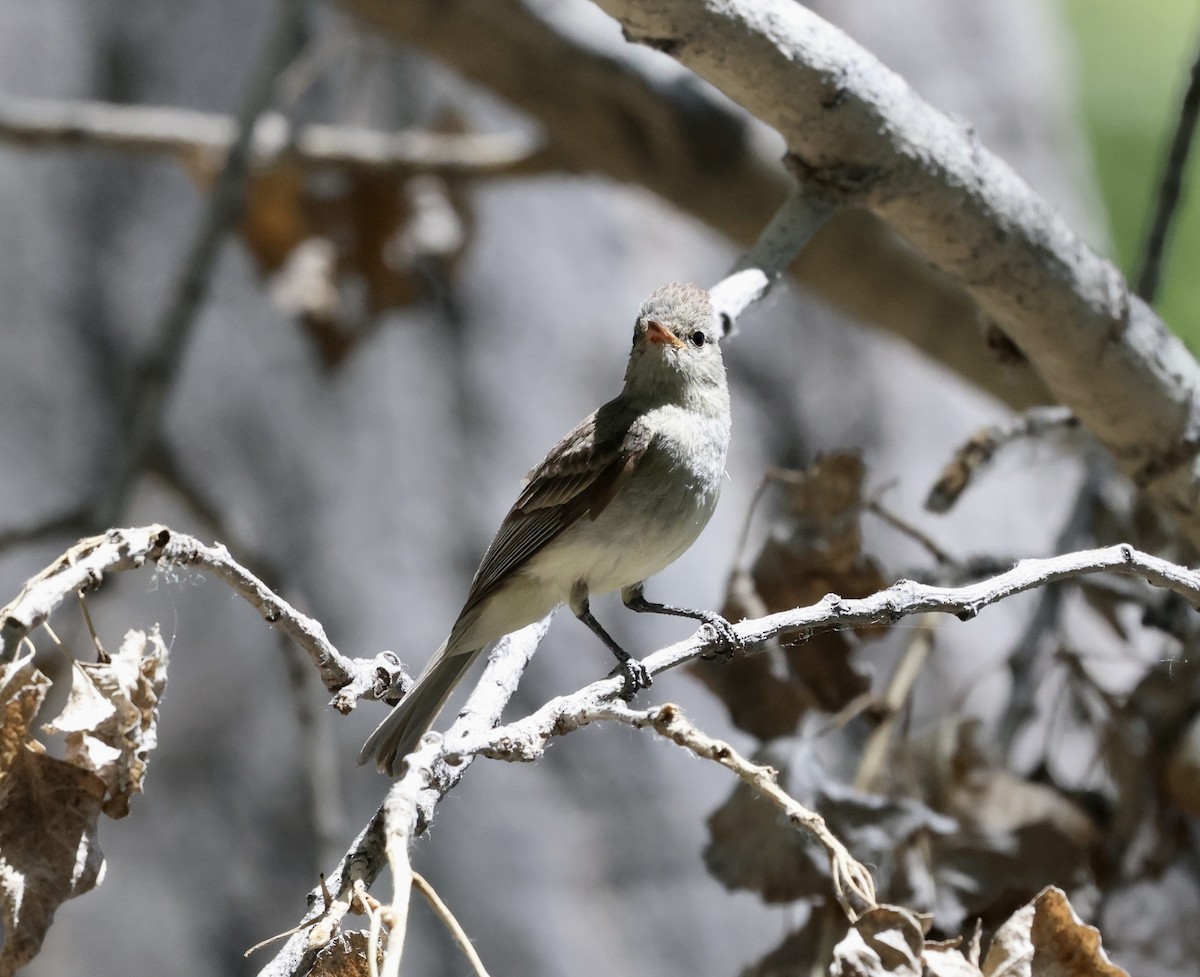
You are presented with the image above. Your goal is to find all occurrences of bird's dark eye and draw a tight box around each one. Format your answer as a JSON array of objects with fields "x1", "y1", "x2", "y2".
[{"x1": 691, "y1": 331, "x2": 706, "y2": 347}]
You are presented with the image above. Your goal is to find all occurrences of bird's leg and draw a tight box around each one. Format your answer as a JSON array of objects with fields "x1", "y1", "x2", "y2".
[
  {"x1": 570, "y1": 583, "x2": 652, "y2": 698},
  {"x1": 621, "y1": 583, "x2": 742, "y2": 661}
]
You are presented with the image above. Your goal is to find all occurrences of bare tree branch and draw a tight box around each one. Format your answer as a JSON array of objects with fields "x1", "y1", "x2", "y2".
[
  {"x1": 0, "y1": 526, "x2": 394, "y2": 706},
  {"x1": 0, "y1": 95, "x2": 545, "y2": 175},
  {"x1": 338, "y1": 0, "x2": 1051, "y2": 409},
  {"x1": 449, "y1": 543, "x2": 1200, "y2": 768}
]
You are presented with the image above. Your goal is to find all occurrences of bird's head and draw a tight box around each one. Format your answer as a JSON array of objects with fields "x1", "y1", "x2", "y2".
[{"x1": 624, "y1": 283, "x2": 727, "y2": 401}]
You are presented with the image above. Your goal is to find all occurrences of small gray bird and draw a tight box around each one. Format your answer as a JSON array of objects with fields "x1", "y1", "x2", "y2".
[{"x1": 360, "y1": 282, "x2": 735, "y2": 775}]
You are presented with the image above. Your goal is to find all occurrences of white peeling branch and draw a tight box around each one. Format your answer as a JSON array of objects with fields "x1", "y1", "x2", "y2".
[
  {"x1": 453, "y1": 544, "x2": 1200, "y2": 764},
  {"x1": 0, "y1": 95, "x2": 544, "y2": 174},
  {"x1": 256, "y1": 620, "x2": 549, "y2": 977},
  {"x1": 595, "y1": 0, "x2": 1200, "y2": 547},
  {"x1": 0, "y1": 526, "x2": 393, "y2": 707}
]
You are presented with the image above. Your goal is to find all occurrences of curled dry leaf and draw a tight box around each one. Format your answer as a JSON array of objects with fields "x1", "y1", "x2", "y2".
[
  {"x1": 923, "y1": 945, "x2": 985, "y2": 977},
  {"x1": 42, "y1": 627, "x2": 170, "y2": 818},
  {"x1": 701, "y1": 453, "x2": 881, "y2": 738},
  {"x1": 0, "y1": 654, "x2": 107, "y2": 976},
  {"x1": 830, "y1": 904, "x2": 928, "y2": 977},
  {"x1": 832, "y1": 905, "x2": 987, "y2": 977}
]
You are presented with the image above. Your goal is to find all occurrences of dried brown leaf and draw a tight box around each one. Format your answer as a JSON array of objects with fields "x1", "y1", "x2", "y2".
[
  {"x1": 309, "y1": 931, "x2": 385, "y2": 977},
  {"x1": 689, "y1": 651, "x2": 812, "y2": 741},
  {"x1": 42, "y1": 628, "x2": 169, "y2": 818},
  {"x1": 706, "y1": 454, "x2": 880, "y2": 736},
  {"x1": 705, "y1": 744, "x2": 953, "y2": 904},
  {"x1": 898, "y1": 721, "x2": 1097, "y2": 930},
  {"x1": 0, "y1": 655, "x2": 50, "y2": 778},
  {"x1": 0, "y1": 654, "x2": 107, "y2": 975},
  {"x1": 189, "y1": 154, "x2": 468, "y2": 366},
  {"x1": 1029, "y1": 887, "x2": 1128, "y2": 977},
  {"x1": 924, "y1": 945, "x2": 984, "y2": 977},
  {"x1": 983, "y1": 888, "x2": 1127, "y2": 977},
  {"x1": 704, "y1": 766, "x2": 830, "y2": 904},
  {"x1": 908, "y1": 720, "x2": 1098, "y2": 846}
]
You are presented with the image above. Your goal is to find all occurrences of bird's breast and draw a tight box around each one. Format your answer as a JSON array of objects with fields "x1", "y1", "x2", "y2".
[{"x1": 524, "y1": 404, "x2": 729, "y2": 599}]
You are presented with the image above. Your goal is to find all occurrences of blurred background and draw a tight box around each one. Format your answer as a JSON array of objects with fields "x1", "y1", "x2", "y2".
[{"x1": 2, "y1": 0, "x2": 1198, "y2": 974}]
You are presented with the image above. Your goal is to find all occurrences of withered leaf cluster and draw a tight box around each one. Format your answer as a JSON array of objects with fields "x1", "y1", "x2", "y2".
[{"x1": 0, "y1": 629, "x2": 168, "y2": 974}]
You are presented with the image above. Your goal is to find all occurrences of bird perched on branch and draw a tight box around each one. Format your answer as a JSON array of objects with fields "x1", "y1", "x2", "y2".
[{"x1": 360, "y1": 282, "x2": 737, "y2": 775}]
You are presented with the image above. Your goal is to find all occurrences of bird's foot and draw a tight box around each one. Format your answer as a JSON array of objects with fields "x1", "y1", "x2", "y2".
[
  {"x1": 698, "y1": 613, "x2": 743, "y2": 662},
  {"x1": 610, "y1": 658, "x2": 653, "y2": 700}
]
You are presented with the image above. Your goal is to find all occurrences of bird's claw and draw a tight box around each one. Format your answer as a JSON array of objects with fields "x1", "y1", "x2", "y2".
[
  {"x1": 699, "y1": 614, "x2": 743, "y2": 662},
  {"x1": 611, "y1": 658, "x2": 653, "y2": 700}
]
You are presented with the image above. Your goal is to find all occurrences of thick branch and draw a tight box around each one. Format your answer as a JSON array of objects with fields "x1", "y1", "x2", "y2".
[
  {"x1": 337, "y1": 0, "x2": 1050, "y2": 408},
  {"x1": 594, "y1": 0, "x2": 1200, "y2": 547}
]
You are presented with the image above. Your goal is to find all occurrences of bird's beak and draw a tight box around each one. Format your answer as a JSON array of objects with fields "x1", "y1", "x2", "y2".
[{"x1": 645, "y1": 318, "x2": 686, "y2": 349}]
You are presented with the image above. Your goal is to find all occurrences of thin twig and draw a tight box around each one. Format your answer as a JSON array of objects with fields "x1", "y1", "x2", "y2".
[
  {"x1": 412, "y1": 872, "x2": 492, "y2": 977},
  {"x1": 378, "y1": 775, "x2": 419, "y2": 977},
  {"x1": 89, "y1": 0, "x2": 309, "y2": 529},
  {"x1": 995, "y1": 477, "x2": 1102, "y2": 753},
  {"x1": 925, "y1": 406, "x2": 1079, "y2": 514},
  {"x1": 1136, "y1": 36, "x2": 1200, "y2": 304},
  {"x1": 853, "y1": 615, "x2": 936, "y2": 792},
  {"x1": 865, "y1": 498, "x2": 956, "y2": 566},
  {"x1": 597, "y1": 701, "x2": 877, "y2": 919},
  {"x1": 15, "y1": 523, "x2": 1200, "y2": 968}
]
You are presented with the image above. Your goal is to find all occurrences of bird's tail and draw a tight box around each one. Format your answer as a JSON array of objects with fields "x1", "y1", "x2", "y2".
[{"x1": 358, "y1": 640, "x2": 479, "y2": 776}]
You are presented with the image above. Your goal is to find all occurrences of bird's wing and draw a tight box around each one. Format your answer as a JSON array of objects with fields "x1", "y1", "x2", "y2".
[{"x1": 460, "y1": 408, "x2": 651, "y2": 614}]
